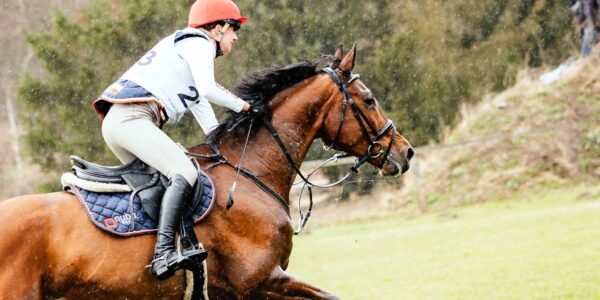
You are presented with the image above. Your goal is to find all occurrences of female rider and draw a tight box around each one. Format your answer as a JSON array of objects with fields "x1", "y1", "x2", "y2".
[{"x1": 92, "y1": 0, "x2": 250, "y2": 280}]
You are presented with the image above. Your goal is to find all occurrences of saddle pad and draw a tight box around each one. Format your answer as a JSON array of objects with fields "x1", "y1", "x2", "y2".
[{"x1": 69, "y1": 170, "x2": 216, "y2": 237}]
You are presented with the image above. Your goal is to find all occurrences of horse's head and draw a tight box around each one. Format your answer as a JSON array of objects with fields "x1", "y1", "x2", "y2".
[
  {"x1": 318, "y1": 44, "x2": 413, "y2": 176},
  {"x1": 208, "y1": 45, "x2": 412, "y2": 176}
]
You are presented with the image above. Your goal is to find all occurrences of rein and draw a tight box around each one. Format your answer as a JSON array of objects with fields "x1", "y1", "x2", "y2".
[
  {"x1": 186, "y1": 67, "x2": 396, "y2": 233},
  {"x1": 185, "y1": 147, "x2": 291, "y2": 216}
]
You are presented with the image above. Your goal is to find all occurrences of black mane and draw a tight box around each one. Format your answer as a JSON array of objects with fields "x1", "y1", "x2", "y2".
[{"x1": 207, "y1": 61, "x2": 321, "y2": 142}]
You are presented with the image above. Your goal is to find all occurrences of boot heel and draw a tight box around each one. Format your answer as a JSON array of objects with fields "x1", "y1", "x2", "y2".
[{"x1": 152, "y1": 263, "x2": 175, "y2": 280}]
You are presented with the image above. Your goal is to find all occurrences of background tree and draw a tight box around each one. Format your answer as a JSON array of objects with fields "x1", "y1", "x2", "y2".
[{"x1": 17, "y1": 0, "x2": 576, "y2": 191}]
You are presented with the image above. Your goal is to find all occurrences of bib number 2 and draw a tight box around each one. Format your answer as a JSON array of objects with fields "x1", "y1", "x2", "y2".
[
  {"x1": 136, "y1": 50, "x2": 199, "y2": 109},
  {"x1": 178, "y1": 86, "x2": 200, "y2": 108}
]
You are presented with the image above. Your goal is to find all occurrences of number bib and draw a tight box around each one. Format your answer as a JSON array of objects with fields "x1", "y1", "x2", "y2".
[{"x1": 120, "y1": 30, "x2": 209, "y2": 123}]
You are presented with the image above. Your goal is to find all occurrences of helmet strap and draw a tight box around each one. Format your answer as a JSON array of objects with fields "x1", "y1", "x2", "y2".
[{"x1": 214, "y1": 23, "x2": 230, "y2": 42}]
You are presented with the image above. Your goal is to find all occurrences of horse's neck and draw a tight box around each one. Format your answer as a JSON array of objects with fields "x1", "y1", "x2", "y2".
[{"x1": 219, "y1": 79, "x2": 332, "y2": 199}]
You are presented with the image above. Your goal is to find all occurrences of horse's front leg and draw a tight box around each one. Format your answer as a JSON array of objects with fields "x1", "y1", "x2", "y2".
[{"x1": 251, "y1": 267, "x2": 339, "y2": 300}]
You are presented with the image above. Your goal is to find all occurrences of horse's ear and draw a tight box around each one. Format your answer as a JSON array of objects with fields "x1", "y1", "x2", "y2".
[
  {"x1": 331, "y1": 44, "x2": 344, "y2": 69},
  {"x1": 338, "y1": 43, "x2": 357, "y2": 73}
]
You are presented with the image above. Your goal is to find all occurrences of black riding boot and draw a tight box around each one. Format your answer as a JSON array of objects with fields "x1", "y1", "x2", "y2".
[{"x1": 150, "y1": 174, "x2": 206, "y2": 280}]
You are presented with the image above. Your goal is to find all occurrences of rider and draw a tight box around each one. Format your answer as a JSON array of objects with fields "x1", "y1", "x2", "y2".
[{"x1": 92, "y1": 0, "x2": 250, "y2": 280}]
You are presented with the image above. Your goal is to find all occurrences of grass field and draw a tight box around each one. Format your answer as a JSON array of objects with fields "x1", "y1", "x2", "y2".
[{"x1": 288, "y1": 184, "x2": 600, "y2": 299}]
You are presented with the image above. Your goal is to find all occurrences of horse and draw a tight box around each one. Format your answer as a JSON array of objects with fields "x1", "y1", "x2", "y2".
[{"x1": 0, "y1": 44, "x2": 413, "y2": 299}]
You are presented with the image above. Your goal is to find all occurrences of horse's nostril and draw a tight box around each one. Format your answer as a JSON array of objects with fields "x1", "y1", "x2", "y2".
[{"x1": 406, "y1": 147, "x2": 414, "y2": 161}]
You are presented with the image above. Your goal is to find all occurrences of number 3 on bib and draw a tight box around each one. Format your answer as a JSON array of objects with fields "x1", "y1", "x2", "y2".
[
  {"x1": 178, "y1": 86, "x2": 200, "y2": 108},
  {"x1": 137, "y1": 50, "x2": 157, "y2": 66}
]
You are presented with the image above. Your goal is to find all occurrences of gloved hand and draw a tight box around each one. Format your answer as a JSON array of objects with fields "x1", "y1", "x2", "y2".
[{"x1": 247, "y1": 101, "x2": 268, "y2": 118}]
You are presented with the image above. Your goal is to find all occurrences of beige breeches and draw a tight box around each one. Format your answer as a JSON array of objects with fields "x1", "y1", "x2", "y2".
[{"x1": 101, "y1": 102, "x2": 198, "y2": 186}]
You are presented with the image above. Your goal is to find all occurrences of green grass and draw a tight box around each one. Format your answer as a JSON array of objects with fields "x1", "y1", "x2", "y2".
[{"x1": 288, "y1": 184, "x2": 600, "y2": 299}]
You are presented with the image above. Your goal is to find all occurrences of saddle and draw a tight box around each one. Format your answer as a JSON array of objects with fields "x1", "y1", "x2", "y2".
[{"x1": 69, "y1": 155, "x2": 204, "y2": 221}]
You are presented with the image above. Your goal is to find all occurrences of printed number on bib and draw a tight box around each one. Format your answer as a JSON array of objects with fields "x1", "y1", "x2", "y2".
[
  {"x1": 178, "y1": 86, "x2": 200, "y2": 108},
  {"x1": 137, "y1": 50, "x2": 157, "y2": 66}
]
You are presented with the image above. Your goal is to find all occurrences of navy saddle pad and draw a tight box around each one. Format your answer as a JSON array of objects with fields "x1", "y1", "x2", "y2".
[{"x1": 68, "y1": 170, "x2": 216, "y2": 237}]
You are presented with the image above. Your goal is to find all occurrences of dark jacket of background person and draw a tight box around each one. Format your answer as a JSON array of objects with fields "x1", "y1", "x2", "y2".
[
  {"x1": 570, "y1": 0, "x2": 599, "y2": 56},
  {"x1": 571, "y1": 0, "x2": 599, "y2": 28}
]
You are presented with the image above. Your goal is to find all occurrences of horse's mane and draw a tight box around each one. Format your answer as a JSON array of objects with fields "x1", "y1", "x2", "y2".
[{"x1": 207, "y1": 60, "x2": 326, "y2": 142}]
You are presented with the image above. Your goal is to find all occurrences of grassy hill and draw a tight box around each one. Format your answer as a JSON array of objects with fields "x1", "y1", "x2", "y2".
[{"x1": 393, "y1": 52, "x2": 600, "y2": 212}]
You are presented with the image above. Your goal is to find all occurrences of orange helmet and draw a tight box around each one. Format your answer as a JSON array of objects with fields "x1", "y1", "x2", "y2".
[{"x1": 188, "y1": 0, "x2": 248, "y2": 29}]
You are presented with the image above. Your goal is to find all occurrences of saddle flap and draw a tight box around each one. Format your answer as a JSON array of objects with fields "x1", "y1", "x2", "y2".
[
  {"x1": 187, "y1": 178, "x2": 205, "y2": 216},
  {"x1": 121, "y1": 173, "x2": 162, "y2": 190},
  {"x1": 139, "y1": 185, "x2": 166, "y2": 221},
  {"x1": 140, "y1": 177, "x2": 204, "y2": 222}
]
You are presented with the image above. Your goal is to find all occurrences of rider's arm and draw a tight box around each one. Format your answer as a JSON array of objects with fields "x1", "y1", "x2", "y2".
[
  {"x1": 190, "y1": 98, "x2": 219, "y2": 135},
  {"x1": 176, "y1": 37, "x2": 247, "y2": 113}
]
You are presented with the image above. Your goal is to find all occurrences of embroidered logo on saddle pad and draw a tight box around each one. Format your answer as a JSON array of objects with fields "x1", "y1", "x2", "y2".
[{"x1": 68, "y1": 171, "x2": 216, "y2": 237}]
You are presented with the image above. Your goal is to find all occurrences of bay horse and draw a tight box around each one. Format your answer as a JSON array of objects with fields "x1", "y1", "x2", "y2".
[{"x1": 0, "y1": 44, "x2": 413, "y2": 299}]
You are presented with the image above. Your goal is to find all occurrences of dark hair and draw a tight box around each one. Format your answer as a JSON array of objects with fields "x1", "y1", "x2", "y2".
[
  {"x1": 200, "y1": 21, "x2": 227, "y2": 31},
  {"x1": 200, "y1": 19, "x2": 241, "y2": 32}
]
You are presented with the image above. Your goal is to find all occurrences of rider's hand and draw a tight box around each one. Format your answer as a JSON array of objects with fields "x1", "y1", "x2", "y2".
[
  {"x1": 247, "y1": 102, "x2": 268, "y2": 118},
  {"x1": 242, "y1": 102, "x2": 251, "y2": 112}
]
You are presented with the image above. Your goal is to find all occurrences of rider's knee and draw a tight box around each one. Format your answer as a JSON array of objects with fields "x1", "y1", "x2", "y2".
[{"x1": 171, "y1": 164, "x2": 198, "y2": 187}]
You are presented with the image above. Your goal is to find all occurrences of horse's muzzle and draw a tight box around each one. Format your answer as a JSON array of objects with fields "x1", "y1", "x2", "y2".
[{"x1": 380, "y1": 145, "x2": 413, "y2": 176}]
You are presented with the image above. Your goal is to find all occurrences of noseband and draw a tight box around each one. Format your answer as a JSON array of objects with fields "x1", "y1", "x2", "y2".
[{"x1": 321, "y1": 67, "x2": 396, "y2": 171}]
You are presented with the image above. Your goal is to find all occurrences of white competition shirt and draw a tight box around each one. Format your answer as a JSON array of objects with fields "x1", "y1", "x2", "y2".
[{"x1": 121, "y1": 27, "x2": 245, "y2": 134}]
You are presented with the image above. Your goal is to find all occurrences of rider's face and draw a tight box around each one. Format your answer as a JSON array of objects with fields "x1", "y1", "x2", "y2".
[{"x1": 218, "y1": 25, "x2": 237, "y2": 55}]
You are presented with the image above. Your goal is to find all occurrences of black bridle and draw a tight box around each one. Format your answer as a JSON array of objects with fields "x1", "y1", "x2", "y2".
[
  {"x1": 259, "y1": 67, "x2": 397, "y2": 233},
  {"x1": 259, "y1": 67, "x2": 397, "y2": 188},
  {"x1": 321, "y1": 67, "x2": 396, "y2": 171},
  {"x1": 190, "y1": 67, "x2": 397, "y2": 233}
]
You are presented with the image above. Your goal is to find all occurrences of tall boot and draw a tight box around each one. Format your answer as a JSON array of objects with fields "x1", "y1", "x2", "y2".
[{"x1": 150, "y1": 174, "x2": 192, "y2": 280}]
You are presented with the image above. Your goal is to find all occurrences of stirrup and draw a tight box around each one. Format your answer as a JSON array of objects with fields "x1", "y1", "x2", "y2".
[
  {"x1": 149, "y1": 252, "x2": 179, "y2": 280},
  {"x1": 176, "y1": 235, "x2": 208, "y2": 271}
]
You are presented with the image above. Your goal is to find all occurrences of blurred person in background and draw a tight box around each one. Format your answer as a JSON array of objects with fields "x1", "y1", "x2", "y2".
[{"x1": 570, "y1": 0, "x2": 599, "y2": 57}]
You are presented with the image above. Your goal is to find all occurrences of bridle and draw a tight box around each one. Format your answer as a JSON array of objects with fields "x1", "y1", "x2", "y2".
[
  {"x1": 259, "y1": 67, "x2": 397, "y2": 233},
  {"x1": 321, "y1": 67, "x2": 396, "y2": 171},
  {"x1": 259, "y1": 67, "x2": 397, "y2": 189},
  {"x1": 189, "y1": 66, "x2": 398, "y2": 233}
]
